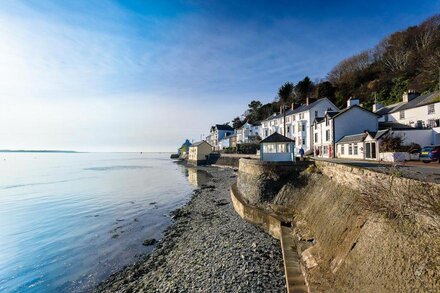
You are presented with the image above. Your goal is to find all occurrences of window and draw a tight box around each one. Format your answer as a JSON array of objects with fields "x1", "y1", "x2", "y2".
[
  {"x1": 428, "y1": 119, "x2": 439, "y2": 128},
  {"x1": 314, "y1": 133, "x2": 318, "y2": 143},
  {"x1": 314, "y1": 110, "x2": 318, "y2": 117},
  {"x1": 323, "y1": 146, "x2": 328, "y2": 155},
  {"x1": 265, "y1": 129, "x2": 268, "y2": 137},
  {"x1": 302, "y1": 124, "x2": 305, "y2": 132},
  {"x1": 302, "y1": 138, "x2": 306, "y2": 145},
  {"x1": 354, "y1": 144, "x2": 358, "y2": 155},
  {"x1": 314, "y1": 122, "x2": 317, "y2": 130},
  {"x1": 325, "y1": 117, "x2": 329, "y2": 126},
  {"x1": 325, "y1": 130, "x2": 330, "y2": 141},
  {"x1": 348, "y1": 144, "x2": 353, "y2": 155},
  {"x1": 428, "y1": 104, "x2": 435, "y2": 115},
  {"x1": 341, "y1": 145, "x2": 344, "y2": 154},
  {"x1": 399, "y1": 110, "x2": 405, "y2": 120},
  {"x1": 287, "y1": 117, "x2": 290, "y2": 123},
  {"x1": 287, "y1": 126, "x2": 291, "y2": 134}
]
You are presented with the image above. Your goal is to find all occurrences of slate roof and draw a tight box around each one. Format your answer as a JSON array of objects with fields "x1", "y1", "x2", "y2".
[
  {"x1": 365, "y1": 129, "x2": 390, "y2": 140},
  {"x1": 336, "y1": 133, "x2": 367, "y2": 144},
  {"x1": 260, "y1": 132, "x2": 294, "y2": 143},
  {"x1": 378, "y1": 122, "x2": 414, "y2": 130},
  {"x1": 262, "y1": 98, "x2": 337, "y2": 122},
  {"x1": 331, "y1": 104, "x2": 380, "y2": 119},
  {"x1": 214, "y1": 124, "x2": 234, "y2": 131},
  {"x1": 375, "y1": 90, "x2": 440, "y2": 115},
  {"x1": 314, "y1": 117, "x2": 324, "y2": 123},
  {"x1": 191, "y1": 140, "x2": 212, "y2": 147}
]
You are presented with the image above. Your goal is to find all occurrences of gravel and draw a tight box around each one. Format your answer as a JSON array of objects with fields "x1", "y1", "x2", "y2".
[{"x1": 95, "y1": 166, "x2": 285, "y2": 293}]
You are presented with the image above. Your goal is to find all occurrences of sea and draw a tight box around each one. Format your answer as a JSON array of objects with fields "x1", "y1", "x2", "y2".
[{"x1": 0, "y1": 152, "x2": 208, "y2": 293}]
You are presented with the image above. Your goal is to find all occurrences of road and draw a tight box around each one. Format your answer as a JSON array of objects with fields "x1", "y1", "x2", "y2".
[{"x1": 312, "y1": 157, "x2": 440, "y2": 184}]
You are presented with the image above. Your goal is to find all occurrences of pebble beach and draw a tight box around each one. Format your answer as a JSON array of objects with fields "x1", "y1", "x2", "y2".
[{"x1": 95, "y1": 166, "x2": 285, "y2": 292}]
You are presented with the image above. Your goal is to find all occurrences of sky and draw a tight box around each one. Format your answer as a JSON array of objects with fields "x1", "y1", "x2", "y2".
[{"x1": 0, "y1": 0, "x2": 439, "y2": 152}]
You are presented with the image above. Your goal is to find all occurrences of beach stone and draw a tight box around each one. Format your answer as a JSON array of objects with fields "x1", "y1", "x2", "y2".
[{"x1": 142, "y1": 238, "x2": 157, "y2": 246}]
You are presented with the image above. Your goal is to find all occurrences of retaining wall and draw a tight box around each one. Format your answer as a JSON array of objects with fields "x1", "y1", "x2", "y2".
[{"x1": 237, "y1": 158, "x2": 303, "y2": 205}]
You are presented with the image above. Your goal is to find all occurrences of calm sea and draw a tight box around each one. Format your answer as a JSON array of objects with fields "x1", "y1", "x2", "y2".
[{"x1": 0, "y1": 152, "x2": 205, "y2": 293}]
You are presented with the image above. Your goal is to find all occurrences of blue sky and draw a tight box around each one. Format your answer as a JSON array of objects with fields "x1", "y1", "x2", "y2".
[{"x1": 0, "y1": 0, "x2": 439, "y2": 151}]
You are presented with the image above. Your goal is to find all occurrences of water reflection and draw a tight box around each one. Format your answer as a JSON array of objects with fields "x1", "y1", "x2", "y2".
[{"x1": 187, "y1": 168, "x2": 212, "y2": 187}]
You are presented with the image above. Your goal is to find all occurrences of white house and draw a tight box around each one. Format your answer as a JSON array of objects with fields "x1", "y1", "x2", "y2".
[
  {"x1": 188, "y1": 141, "x2": 213, "y2": 165},
  {"x1": 259, "y1": 132, "x2": 295, "y2": 162},
  {"x1": 236, "y1": 122, "x2": 261, "y2": 144},
  {"x1": 374, "y1": 90, "x2": 440, "y2": 128},
  {"x1": 260, "y1": 98, "x2": 338, "y2": 156},
  {"x1": 208, "y1": 124, "x2": 234, "y2": 151},
  {"x1": 313, "y1": 98, "x2": 380, "y2": 158}
]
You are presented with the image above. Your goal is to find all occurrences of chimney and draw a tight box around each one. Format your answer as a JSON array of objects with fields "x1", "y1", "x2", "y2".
[
  {"x1": 402, "y1": 90, "x2": 419, "y2": 103},
  {"x1": 291, "y1": 102, "x2": 294, "y2": 110},
  {"x1": 372, "y1": 103, "x2": 383, "y2": 112},
  {"x1": 280, "y1": 105, "x2": 283, "y2": 114},
  {"x1": 347, "y1": 97, "x2": 360, "y2": 108},
  {"x1": 306, "y1": 97, "x2": 310, "y2": 106}
]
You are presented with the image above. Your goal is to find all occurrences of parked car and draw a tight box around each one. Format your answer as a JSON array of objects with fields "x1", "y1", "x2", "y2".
[{"x1": 419, "y1": 145, "x2": 440, "y2": 163}]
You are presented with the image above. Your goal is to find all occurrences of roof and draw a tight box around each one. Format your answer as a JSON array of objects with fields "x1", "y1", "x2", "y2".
[
  {"x1": 252, "y1": 121, "x2": 262, "y2": 126},
  {"x1": 336, "y1": 133, "x2": 367, "y2": 144},
  {"x1": 262, "y1": 98, "x2": 337, "y2": 122},
  {"x1": 191, "y1": 140, "x2": 212, "y2": 147},
  {"x1": 260, "y1": 132, "x2": 294, "y2": 143},
  {"x1": 213, "y1": 124, "x2": 234, "y2": 131},
  {"x1": 314, "y1": 117, "x2": 324, "y2": 123},
  {"x1": 325, "y1": 111, "x2": 340, "y2": 118},
  {"x1": 390, "y1": 91, "x2": 440, "y2": 113},
  {"x1": 331, "y1": 104, "x2": 380, "y2": 119},
  {"x1": 365, "y1": 129, "x2": 389, "y2": 140},
  {"x1": 378, "y1": 122, "x2": 414, "y2": 130},
  {"x1": 375, "y1": 90, "x2": 440, "y2": 115}
]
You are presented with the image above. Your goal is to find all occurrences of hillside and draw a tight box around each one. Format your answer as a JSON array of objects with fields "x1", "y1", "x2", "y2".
[{"x1": 234, "y1": 14, "x2": 440, "y2": 126}]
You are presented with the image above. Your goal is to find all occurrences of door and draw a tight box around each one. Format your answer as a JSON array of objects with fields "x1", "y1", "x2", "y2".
[
  {"x1": 371, "y1": 142, "x2": 377, "y2": 159},
  {"x1": 365, "y1": 143, "x2": 371, "y2": 159}
]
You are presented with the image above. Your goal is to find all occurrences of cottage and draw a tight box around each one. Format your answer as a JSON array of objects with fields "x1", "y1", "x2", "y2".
[
  {"x1": 335, "y1": 133, "x2": 367, "y2": 159},
  {"x1": 259, "y1": 132, "x2": 295, "y2": 162},
  {"x1": 188, "y1": 141, "x2": 213, "y2": 165},
  {"x1": 374, "y1": 90, "x2": 440, "y2": 128},
  {"x1": 313, "y1": 98, "x2": 380, "y2": 158}
]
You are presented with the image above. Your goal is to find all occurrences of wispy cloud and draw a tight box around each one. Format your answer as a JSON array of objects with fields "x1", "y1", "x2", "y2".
[{"x1": 0, "y1": 0, "x2": 438, "y2": 151}]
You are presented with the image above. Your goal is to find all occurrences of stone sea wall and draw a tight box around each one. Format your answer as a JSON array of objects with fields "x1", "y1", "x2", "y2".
[
  {"x1": 273, "y1": 160, "x2": 440, "y2": 292},
  {"x1": 237, "y1": 158, "x2": 306, "y2": 205}
]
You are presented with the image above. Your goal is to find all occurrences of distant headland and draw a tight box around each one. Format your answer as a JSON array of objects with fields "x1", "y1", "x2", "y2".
[{"x1": 0, "y1": 150, "x2": 80, "y2": 153}]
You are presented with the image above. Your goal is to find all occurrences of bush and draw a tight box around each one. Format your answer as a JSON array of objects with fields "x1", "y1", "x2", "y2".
[
  {"x1": 380, "y1": 133, "x2": 404, "y2": 152},
  {"x1": 223, "y1": 147, "x2": 237, "y2": 154},
  {"x1": 237, "y1": 143, "x2": 259, "y2": 154}
]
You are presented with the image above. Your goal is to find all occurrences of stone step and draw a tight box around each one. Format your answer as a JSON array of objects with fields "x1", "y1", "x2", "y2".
[{"x1": 280, "y1": 226, "x2": 308, "y2": 293}]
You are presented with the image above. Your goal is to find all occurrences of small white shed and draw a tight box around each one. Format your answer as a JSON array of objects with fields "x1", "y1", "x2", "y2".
[{"x1": 259, "y1": 132, "x2": 295, "y2": 162}]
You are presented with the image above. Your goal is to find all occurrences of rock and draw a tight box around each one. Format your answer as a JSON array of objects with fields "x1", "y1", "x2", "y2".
[{"x1": 143, "y1": 238, "x2": 158, "y2": 246}]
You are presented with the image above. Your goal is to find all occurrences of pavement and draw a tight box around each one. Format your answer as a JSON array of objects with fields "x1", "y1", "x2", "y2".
[{"x1": 312, "y1": 157, "x2": 440, "y2": 184}]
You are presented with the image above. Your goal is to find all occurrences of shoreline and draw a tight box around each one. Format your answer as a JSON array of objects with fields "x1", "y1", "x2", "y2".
[{"x1": 95, "y1": 165, "x2": 285, "y2": 292}]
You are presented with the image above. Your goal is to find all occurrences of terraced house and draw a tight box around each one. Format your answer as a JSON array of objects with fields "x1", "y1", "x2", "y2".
[
  {"x1": 313, "y1": 98, "x2": 380, "y2": 158},
  {"x1": 260, "y1": 98, "x2": 338, "y2": 156}
]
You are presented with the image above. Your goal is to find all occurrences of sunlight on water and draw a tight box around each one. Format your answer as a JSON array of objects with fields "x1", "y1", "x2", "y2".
[{"x1": 0, "y1": 153, "x2": 194, "y2": 293}]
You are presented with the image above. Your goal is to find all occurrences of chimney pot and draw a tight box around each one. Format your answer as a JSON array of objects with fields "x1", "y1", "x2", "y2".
[{"x1": 306, "y1": 97, "x2": 310, "y2": 105}]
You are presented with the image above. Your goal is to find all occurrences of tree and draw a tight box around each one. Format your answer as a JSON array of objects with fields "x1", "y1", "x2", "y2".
[
  {"x1": 231, "y1": 117, "x2": 244, "y2": 129},
  {"x1": 295, "y1": 76, "x2": 314, "y2": 102},
  {"x1": 277, "y1": 82, "x2": 295, "y2": 105},
  {"x1": 246, "y1": 100, "x2": 263, "y2": 123},
  {"x1": 315, "y1": 81, "x2": 336, "y2": 100}
]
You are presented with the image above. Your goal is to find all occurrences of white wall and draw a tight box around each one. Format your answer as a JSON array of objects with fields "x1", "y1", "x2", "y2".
[
  {"x1": 390, "y1": 129, "x2": 432, "y2": 147},
  {"x1": 334, "y1": 107, "x2": 378, "y2": 143},
  {"x1": 388, "y1": 102, "x2": 440, "y2": 127},
  {"x1": 433, "y1": 127, "x2": 440, "y2": 145},
  {"x1": 336, "y1": 142, "x2": 364, "y2": 159}
]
